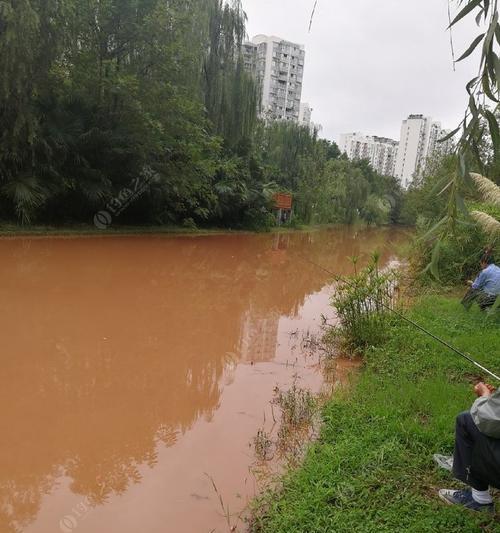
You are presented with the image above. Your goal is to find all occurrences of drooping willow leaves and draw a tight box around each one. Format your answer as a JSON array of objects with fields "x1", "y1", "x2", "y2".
[
  {"x1": 420, "y1": 0, "x2": 500, "y2": 276},
  {"x1": 0, "y1": 0, "x2": 261, "y2": 225}
]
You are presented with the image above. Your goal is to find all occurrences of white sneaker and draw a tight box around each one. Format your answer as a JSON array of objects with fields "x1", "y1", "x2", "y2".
[{"x1": 438, "y1": 489, "x2": 494, "y2": 513}]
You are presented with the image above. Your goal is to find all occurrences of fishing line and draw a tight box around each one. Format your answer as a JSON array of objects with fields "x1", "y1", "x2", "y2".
[{"x1": 300, "y1": 255, "x2": 500, "y2": 382}]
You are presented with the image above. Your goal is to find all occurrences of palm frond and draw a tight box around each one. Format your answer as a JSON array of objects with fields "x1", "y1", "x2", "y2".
[
  {"x1": 471, "y1": 210, "x2": 500, "y2": 236},
  {"x1": 470, "y1": 173, "x2": 500, "y2": 207},
  {"x1": 2, "y1": 175, "x2": 48, "y2": 225}
]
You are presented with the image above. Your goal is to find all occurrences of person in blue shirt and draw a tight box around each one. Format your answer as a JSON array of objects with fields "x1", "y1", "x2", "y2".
[{"x1": 462, "y1": 254, "x2": 500, "y2": 311}]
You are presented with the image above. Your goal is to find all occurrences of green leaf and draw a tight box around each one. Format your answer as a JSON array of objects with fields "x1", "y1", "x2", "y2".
[
  {"x1": 438, "y1": 180, "x2": 454, "y2": 197},
  {"x1": 494, "y1": 55, "x2": 500, "y2": 91},
  {"x1": 484, "y1": 0, "x2": 491, "y2": 18},
  {"x1": 463, "y1": 161, "x2": 474, "y2": 186},
  {"x1": 466, "y1": 76, "x2": 479, "y2": 94},
  {"x1": 457, "y1": 33, "x2": 485, "y2": 62},
  {"x1": 483, "y1": 13, "x2": 499, "y2": 55},
  {"x1": 419, "y1": 216, "x2": 447, "y2": 242},
  {"x1": 455, "y1": 193, "x2": 470, "y2": 217},
  {"x1": 438, "y1": 126, "x2": 460, "y2": 143},
  {"x1": 459, "y1": 152, "x2": 467, "y2": 177},
  {"x1": 482, "y1": 72, "x2": 499, "y2": 102},
  {"x1": 429, "y1": 241, "x2": 442, "y2": 281},
  {"x1": 487, "y1": 49, "x2": 498, "y2": 85},
  {"x1": 430, "y1": 175, "x2": 451, "y2": 196},
  {"x1": 471, "y1": 138, "x2": 485, "y2": 172},
  {"x1": 469, "y1": 94, "x2": 479, "y2": 118},
  {"x1": 484, "y1": 109, "x2": 500, "y2": 152},
  {"x1": 463, "y1": 113, "x2": 479, "y2": 141},
  {"x1": 449, "y1": 0, "x2": 482, "y2": 28}
]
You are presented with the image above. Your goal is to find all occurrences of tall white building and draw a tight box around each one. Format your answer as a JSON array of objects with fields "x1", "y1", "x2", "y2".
[
  {"x1": 298, "y1": 102, "x2": 321, "y2": 133},
  {"x1": 339, "y1": 133, "x2": 399, "y2": 177},
  {"x1": 394, "y1": 115, "x2": 454, "y2": 188},
  {"x1": 428, "y1": 123, "x2": 455, "y2": 159},
  {"x1": 394, "y1": 115, "x2": 432, "y2": 188},
  {"x1": 243, "y1": 35, "x2": 305, "y2": 122},
  {"x1": 299, "y1": 103, "x2": 312, "y2": 126}
]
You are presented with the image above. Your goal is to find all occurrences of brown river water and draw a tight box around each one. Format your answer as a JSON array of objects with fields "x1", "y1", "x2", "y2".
[{"x1": 0, "y1": 227, "x2": 408, "y2": 533}]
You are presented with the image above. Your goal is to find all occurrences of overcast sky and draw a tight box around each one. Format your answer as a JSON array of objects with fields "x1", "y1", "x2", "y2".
[{"x1": 241, "y1": 0, "x2": 480, "y2": 143}]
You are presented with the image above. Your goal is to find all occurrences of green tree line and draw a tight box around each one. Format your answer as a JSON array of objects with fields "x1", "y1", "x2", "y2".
[{"x1": 0, "y1": 0, "x2": 400, "y2": 229}]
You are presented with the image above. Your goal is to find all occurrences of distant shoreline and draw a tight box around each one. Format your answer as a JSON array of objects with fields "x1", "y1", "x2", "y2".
[{"x1": 0, "y1": 223, "x2": 402, "y2": 239}]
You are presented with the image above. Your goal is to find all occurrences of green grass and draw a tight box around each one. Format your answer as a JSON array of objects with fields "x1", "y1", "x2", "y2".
[
  {"x1": 251, "y1": 296, "x2": 500, "y2": 532},
  {"x1": 0, "y1": 223, "x2": 246, "y2": 237},
  {"x1": 0, "y1": 222, "x2": 340, "y2": 237}
]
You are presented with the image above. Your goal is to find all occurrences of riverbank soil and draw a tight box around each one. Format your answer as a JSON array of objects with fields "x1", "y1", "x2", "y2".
[{"x1": 251, "y1": 295, "x2": 500, "y2": 532}]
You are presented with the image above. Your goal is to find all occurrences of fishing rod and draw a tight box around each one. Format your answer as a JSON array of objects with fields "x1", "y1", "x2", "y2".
[{"x1": 301, "y1": 256, "x2": 500, "y2": 383}]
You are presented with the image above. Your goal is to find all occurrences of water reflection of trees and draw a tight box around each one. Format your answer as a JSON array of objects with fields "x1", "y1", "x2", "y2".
[{"x1": 0, "y1": 228, "x2": 408, "y2": 532}]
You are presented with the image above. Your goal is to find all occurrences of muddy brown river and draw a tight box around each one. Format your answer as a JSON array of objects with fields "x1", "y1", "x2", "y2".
[{"x1": 0, "y1": 227, "x2": 408, "y2": 533}]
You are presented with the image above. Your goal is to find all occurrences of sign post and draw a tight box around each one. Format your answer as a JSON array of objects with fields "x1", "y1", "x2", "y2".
[{"x1": 273, "y1": 193, "x2": 293, "y2": 226}]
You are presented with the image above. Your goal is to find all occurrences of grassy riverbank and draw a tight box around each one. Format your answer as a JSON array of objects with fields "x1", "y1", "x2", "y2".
[
  {"x1": 251, "y1": 295, "x2": 500, "y2": 532},
  {"x1": 0, "y1": 223, "x2": 243, "y2": 237},
  {"x1": 0, "y1": 222, "x2": 361, "y2": 238}
]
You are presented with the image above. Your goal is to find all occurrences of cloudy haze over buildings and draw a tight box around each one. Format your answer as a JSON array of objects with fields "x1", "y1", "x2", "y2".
[{"x1": 242, "y1": 0, "x2": 479, "y2": 142}]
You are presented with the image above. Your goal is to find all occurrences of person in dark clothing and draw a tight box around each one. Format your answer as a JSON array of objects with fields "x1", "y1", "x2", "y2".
[
  {"x1": 462, "y1": 254, "x2": 500, "y2": 311},
  {"x1": 434, "y1": 382, "x2": 500, "y2": 512}
]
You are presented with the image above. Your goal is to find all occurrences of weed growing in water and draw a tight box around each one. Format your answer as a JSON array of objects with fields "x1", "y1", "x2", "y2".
[
  {"x1": 252, "y1": 384, "x2": 318, "y2": 465},
  {"x1": 253, "y1": 429, "x2": 274, "y2": 462},
  {"x1": 272, "y1": 384, "x2": 317, "y2": 427}
]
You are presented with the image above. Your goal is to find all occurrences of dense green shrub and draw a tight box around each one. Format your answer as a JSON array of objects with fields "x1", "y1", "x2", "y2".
[
  {"x1": 399, "y1": 155, "x2": 456, "y2": 226},
  {"x1": 330, "y1": 259, "x2": 398, "y2": 352}
]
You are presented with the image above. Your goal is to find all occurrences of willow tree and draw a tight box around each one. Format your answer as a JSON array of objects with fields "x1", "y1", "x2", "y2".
[
  {"x1": 256, "y1": 121, "x2": 319, "y2": 190},
  {"x1": 0, "y1": 0, "x2": 230, "y2": 224},
  {"x1": 412, "y1": 0, "x2": 500, "y2": 277},
  {"x1": 202, "y1": 0, "x2": 259, "y2": 147}
]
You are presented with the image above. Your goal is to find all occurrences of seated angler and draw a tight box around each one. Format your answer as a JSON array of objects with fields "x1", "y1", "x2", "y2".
[
  {"x1": 462, "y1": 253, "x2": 500, "y2": 311},
  {"x1": 434, "y1": 381, "x2": 500, "y2": 512}
]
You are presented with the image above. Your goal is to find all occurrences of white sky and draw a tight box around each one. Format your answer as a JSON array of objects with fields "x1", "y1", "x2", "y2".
[{"x1": 241, "y1": 0, "x2": 481, "y2": 143}]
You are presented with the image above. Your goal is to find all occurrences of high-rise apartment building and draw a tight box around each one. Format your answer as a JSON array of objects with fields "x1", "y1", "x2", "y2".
[
  {"x1": 299, "y1": 103, "x2": 312, "y2": 126},
  {"x1": 339, "y1": 133, "x2": 399, "y2": 177},
  {"x1": 243, "y1": 35, "x2": 305, "y2": 122},
  {"x1": 427, "y1": 121, "x2": 442, "y2": 157},
  {"x1": 394, "y1": 115, "x2": 454, "y2": 188},
  {"x1": 394, "y1": 115, "x2": 432, "y2": 188},
  {"x1": 340, "y1": 116, "x2": 455, "y2": 186},
  {"x1": 243, "y1": 42, "x2": 258, "y2": 76},
  {"x1": 428, "y1": 123, "x2": 455, "y2": 159}
]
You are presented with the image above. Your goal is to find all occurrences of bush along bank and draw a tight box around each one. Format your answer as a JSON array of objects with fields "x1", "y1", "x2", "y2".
[{"x1": 250, "y1": 264, "x2": 500, "y2": 532}]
